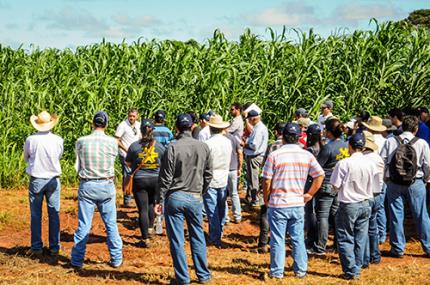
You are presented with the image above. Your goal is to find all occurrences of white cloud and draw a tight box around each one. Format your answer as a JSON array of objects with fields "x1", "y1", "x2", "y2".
[{"x1": 334, "y1": 3, "x2": 404, "y2": 24}]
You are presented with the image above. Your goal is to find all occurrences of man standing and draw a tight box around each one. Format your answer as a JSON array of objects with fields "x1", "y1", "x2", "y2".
[
  {"x1": 24, "y1": 111, "x2": 63, "y2": 256},
  {"x1": 225, "y1": 132, "x2": 243, "y2": 224},
  {"x1": 156, "y1": 114, "x2": 213, "y2": 285},
  {"x1": 318, "y1": 100, "x2": 334, "y2": 130},
  {"x1": 115, "y1": 108, "x2": 141, "y2": 207},
  {"x1": 331, "y1": 133, "x2": 375, "y2": 280},
  {"x1": 227, "y1": 103, "x2": 244, "y2": 141},
  {"x1": 380, "y1": 115, "x2": 430, "y2": 258},
  {"x1": 389, "y1": 108, "x2": 403, "y2": 136},
  {"x1": 419, "y1": 107, "x2": 430, "y2": 128},
  {"x1": 153, "y1": 110, "x2": 174, "y2": 147},
  {"x1": 198, "y1": 113, "x2": 211, "y2": 142},
  {"x1": 263, "y1": 122, "x2": 324, "y2": 279},
  {"x1": 244, "y1": 110, "x2": 268, "y2": 207},
  {"x1": 71, "y1": 111, "x2": 123, "y2": 269},
  {"x1": 204, "y1": 115, "x2": 232, "y2": 247}
]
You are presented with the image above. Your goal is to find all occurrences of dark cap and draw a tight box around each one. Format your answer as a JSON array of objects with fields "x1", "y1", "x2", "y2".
[
  {"x1": 141, "y1": 118, "x2": 154, "y2": 130},
  {"x1": 306, "y1": 124, "x2": 321, "y2": 136},
  {"x1": 283, "y1": 122, "x2": 301, "y2": 137},
  {"x1": 93, "y1": 111, "x2": 109, "y2": 128},
  {"x1": 207, "y1": 110, "x2": 216, "y2": 117},
  {"x1": 321, "y1": 100, "x2": 333, "y2": 109},
  {"x1": 199, "y1": 113, "x2": 210, "y2": 122},
  {"x1": 419, "y1": 107, "x2": 429, "y2": 114},
  {"x1": 382, "y1": 119, "x2": 396, "y2": 131},
  {"x1": 246, "y1": 110, "x2": 260, "y2": 119},
  {"x1": 349, "y1": 133, "x2": 365, "y2": 149},
  {"x1": 274, "y1": 122, "x2": 287, "y2": 134},
  {"x1": 295, "y1": 108, "x2": 308, "y2": 117},
  {"x1": 176, "y1": 114, "x2": 193, "y2": 129},
  {"x1": 154, "y1": 110, "x2": 166, "y2": 122}
]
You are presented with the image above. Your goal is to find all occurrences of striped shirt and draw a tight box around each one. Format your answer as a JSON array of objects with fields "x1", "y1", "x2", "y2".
[
  {"x1": 76, "y1": 130, "x2": 118, "y2": 179},
  {"x1": 153, "y1": 125, "x2": 174, "y2": 147},
  {"x1": 263, "y1": 144, "x2": 325, "y2": 208}
]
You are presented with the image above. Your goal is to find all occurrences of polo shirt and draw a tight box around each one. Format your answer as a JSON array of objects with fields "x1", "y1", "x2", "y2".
[
  {"x1": 364, "y1": 151, "x2": 384, "y2": 194},
  {"x1": 115, "y1": 119, "x2": 141, "y2": 157},
  {"x1": 198, "y1": 126, "x2": 211, "y2": 142},
  {"x1": 244, "y1": 121, "x2": 268, "y2": 157},
  {"x1": 205, "y1": 134, "x2": 232, "y2": 188},
  {"x1": 153, "y1": 125, "x2": 174, "y2": 147}
]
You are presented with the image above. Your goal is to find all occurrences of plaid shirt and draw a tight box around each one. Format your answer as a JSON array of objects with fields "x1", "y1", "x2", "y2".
[{"x1": 76, "y1": 130, "x2": 118, "y2": 179}]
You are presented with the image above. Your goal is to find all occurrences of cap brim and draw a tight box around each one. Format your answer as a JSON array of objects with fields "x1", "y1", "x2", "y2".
[
  {"x1": 30, "y1": 115, "x2": 59, "y2": 132},
  {"x1": 207, "y1": 122, "x2": 231, "y2": 129},
  {"x1": 362, "y1": 122, "x2": 387, "y2": 132}
]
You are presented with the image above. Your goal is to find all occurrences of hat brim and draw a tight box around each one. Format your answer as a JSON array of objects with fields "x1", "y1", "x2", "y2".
[
  {"x1": 365, "y1": 140, "x2": 379, "y2": 152},
  {"x1": 362, "y1": 122, "x2": 387, "y2": 132},
  {"x1": 30, "y1": 114, "x2": 59, "y2": 132},
  {"x1": 207, "y1": 122, "x2": 231, "y2": 129}
]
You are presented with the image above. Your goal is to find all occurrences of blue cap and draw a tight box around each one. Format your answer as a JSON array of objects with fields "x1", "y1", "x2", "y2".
[
  {"x1": 176, "y1": 114, "x2": 193, "y2": 129},
  {"x1": 246, "y1": 110, "x2": 260, "y2": 119},
  {"x1": 349, "y1": 133, "x2": 365, "y2": 148},
  {"x1": 154, "y1": 110, "x2": 166, "y2": 122},
  {"x1": 207, "y1": 110, "x2": 216, "y2": 117},
  {"x1": 141, "y1": 118, "x2": 154, "y2": 130},
  {"x1": 93, "y1": 111, "x2": 109, "y2": 127},
  {"x1": 283, "y1": 122, "x2": 301, "y2": 137},
  {"x1": 199, "y1": 113, "x2": 210, "y2": 122},
  {"x1": 306, "y1": 124, "x2": 321, "y2": 135}
]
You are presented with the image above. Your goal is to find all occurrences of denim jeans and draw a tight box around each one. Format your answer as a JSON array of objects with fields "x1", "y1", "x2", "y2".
[
  {"x1": 313, "y1": 187, "x2": 339, "y2": 253},
  {"x1": 363, "y1": 194, "x2": 384, "y2": 266},
  {"x1": 227, "y1": 170, "x2": 241, "y2": 221},
  {"x1": 29, "y1": 177, "x2": 61, "y2": 252},
  {"x1": 203, "y1": 187, "x2": 227, "y2": 246},
  {"x1": 268, "y1": 207, "x2": 307, "y2": 278},
  {"x1": 71, "y1": 180, "x2": 123, "y2": 267},
  {"x1": 376, "y1": 186, "x2": 387, "y2": 243},
  {"x1": 119, "y1": 155, "x2": 133, "y2": 205},
  {"x1": 336, "y1": 200, "x2": 371, "y2": 278},
  {"x1": 387, "y1": 179, "x2": 430, "y2": 255},
  {"x1": 165, "y1": 191, "x2": 211, "y2": 284},
  {"x1": 305, "y1": 198, "x2": 317, "y2": 248}
]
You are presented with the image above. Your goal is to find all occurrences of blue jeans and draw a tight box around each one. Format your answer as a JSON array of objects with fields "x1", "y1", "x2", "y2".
[
  {"x1": 364, "y1": 195, "x2": 384, "y2": 266},
  {"x1": 29, "y1": 177, "x2": 61, "y2": 252},
  {"x1": 71, "y1": 180, "x2": 123, "y2": 267},
  {"x1": 376, "y1": 186, "x2": 387, "y2": 243},
  {"x1": 119, "y1": 155, "x2": 133, "y2": 205},
  {"x1": 313, "y1": 188, "x2": 339, "y2": 253},
  {"x1": 336, "y1": 201, "x2": 371, "y2": 278},
  {"x1": 203, "y1": 187, "x2": 227, "y2": 246},
  {"x1": 227, "y1": 171, "x2": 241, "y2": 221},
  {"x1": 165, "y1": 191, "x2": 211, "y2": 284},
  {"x1": 387, "y1": 179, "x2": 430, "y2": 255},
  {"x1": 268, "y1": 207, "x2": 307, "y2": 278}
]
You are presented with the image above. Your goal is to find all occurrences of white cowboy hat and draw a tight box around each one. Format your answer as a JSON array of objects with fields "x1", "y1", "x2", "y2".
[
  {"x1": 207, "y1": 114, "x2": 230, "y2": 129},
  {"x1": 30, "y1": 111, "x2": 59, "y2": 132}
]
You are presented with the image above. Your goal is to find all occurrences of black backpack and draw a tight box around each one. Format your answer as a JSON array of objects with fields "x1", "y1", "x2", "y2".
[{"x1": 388, "y1": 136, "x2": 419, "y2": 185}]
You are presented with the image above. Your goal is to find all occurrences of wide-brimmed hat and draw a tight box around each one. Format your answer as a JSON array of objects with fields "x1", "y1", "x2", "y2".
[
  {"x1": 297, "y1": 117, "x2": 310, "y2": 128},
  {"x1": 362, "y1": 116, "x2": 387, "y2": 132},
  {"x1": 363, "y1": 130, "x2": 378, "y2": 152},
  {"x1": 30, "y1": 111, "x2": 59, "y2": 132},
  {"x1": 207, "y1": 114, "x2": 230, "y2": 129}
]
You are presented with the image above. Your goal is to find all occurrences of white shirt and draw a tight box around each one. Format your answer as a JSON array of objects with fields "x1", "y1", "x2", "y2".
[
  {"x1": 318, "y1": 112, "x2": 333, "y2": 130},
  {"x1": 330, "y1": 152, "x2": 375, "y2": 203},
  {"x1": 198, "y1": 126, "x2": 211, "y2": 142},
  {"x1": 364, "y1": 151, "x2": 385, "y2": 193},
  {"x1": 373, "y1": 134, "x2": 386, "y2": 155},
  {"x1": 205, "y1": 134, "x2": 232, "y2": 188},
  {"x1": 115, "y1": 120, "x2": 141, "y2": 157},
  {"x1": 24, "y1": 132, "x2": 63, "y2": 178}
]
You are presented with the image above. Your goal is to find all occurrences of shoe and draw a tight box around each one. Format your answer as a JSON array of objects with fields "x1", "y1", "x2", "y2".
[
  {"x1": 26, "y1": 249, "x2": 43, "y2": 257},
  {"x1": 257, "y1": 246, "x2": 269, "y2": 253},
  {"x1": 295, "y1": 272, "x2": 306, "y2": 278},
  {"x1": 385, "y1": 251, "x2": 404, "y2": 258},
  {"x1": 199, "y1": 276, "x2": 212, "y2": 284},
  {"x1": 424, "y1": 252, "x2": 430, "y2": 258},
  {"x1": 169, "y1": 279, "x2": 190, "y2": 285},
  {"x1": 232, "y1": 218, "x2": 241, "y2": 224},
  {"x1": 137, "y1": 239, "x2": 151, "y2": 248},
  {"x1": 307, "y1": 248, "x2": 326, "y2": 256},
  {"x1": 148, "y1": 228, "x2": 155, "y2": 237},
  {"x1": 108, "y1": 260, "x2": 123, "y2": 268},
  {"x1": 70, "y1": 263, "x2": 83, "y2": 271},
  {"x1": 49, "y1": 248, "x2": 63, "y2": 256},
  {"x1": 341, "y1": 274, "x2": 360, "y2": 280},
  {"x1": 268, "y1": 274, "x2": 283, "y2": 280}
]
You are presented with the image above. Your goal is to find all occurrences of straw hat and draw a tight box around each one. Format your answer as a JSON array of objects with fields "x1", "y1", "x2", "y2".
[
  {"x1": 30, "y1": 111, "x2": 59, "y2": 132},
  {"x1": 362, "y1": 116, "x2": 387, "y2": 132},
  {"x1": 363, "y1": 130, "x2": 378, "y2": 152},
  {"x1": 297, "y1": 117, "x2": 311, "y2": 128},
  {"x1": 207, "y1": 114, "x2": 230, "y2": 129}
]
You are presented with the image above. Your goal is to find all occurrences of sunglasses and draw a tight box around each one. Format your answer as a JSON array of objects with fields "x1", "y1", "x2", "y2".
[{"x1": 132, "y1": 127, "x2": 137, "y2": 136}]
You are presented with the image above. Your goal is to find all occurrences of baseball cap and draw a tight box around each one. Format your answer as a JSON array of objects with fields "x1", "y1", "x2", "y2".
[
  {"x1": 246, "y1": 110, "x2": 260, "y2": 119},
  {"x1": 93, "y1": 111, "x2": 109, "y2": 127},
  {"x1": 349, "y1": 133, "x2": 365, "y2": 149},
  {"x1": 321, "y1": 100, "x2": 333, "y2": 109},
  {"x1": 154, "y1": 110, "x2": 166, "y2": 121},
  {"x1": 283, "y1": 122, "x2": 301, "y2": 137},
  {"x1": 306, "y1": 124, "x2": 321, "y2": 135},
  {"x1": 141, "y1": 118, "x2": 154, "y2": 130},
  {"x1": 199, "y1": 113, "x2": 210, "y2": 122},
  {"x1": 295, "y1": 108, "x2": 308, "y2": 117},
  {"x1": 419, "y1": 107, "x2": 429, "y2": 114},
  {"x1": 176, "y1": 114, "x2": 193, "y2": 129}
]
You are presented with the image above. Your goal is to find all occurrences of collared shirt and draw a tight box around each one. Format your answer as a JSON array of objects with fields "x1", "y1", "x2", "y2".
[
  {"x1": 364, "y1": 151, "x2": 385, "y2": 193},
  {"x1": 330, "y1": 152, "x2": 375, "y2": 203},
  {"x1": 24, "y1": 132, "x2": 63, "y2": 178},
  {"x1": 244, "y1": 121, "x2": 268, "y2": 157},
  {"x1": 115, "y1": 120, "x2": 141, "y2": 157},
  {"x1": 317, "y1": 139, "x2": 349, "y2": 184},
  {"x1": 198, "y1": 126, "x2": 211, "y2": 142},
  {"x1": 226, "y1": 133, "x2": 242, "y2": 171},
  {"x1": 228, "y1": 115, "x2": 244, "y2": 140},
  {"x1": 263, "y1": 144, "x2": 325, "y2": 208},
  {"x1": 76, "y1": 130, "x2": 118, "y2": 179},
  {"x1": 153, "y1": 125, "x2": 174, "y2": 147},
  {"x1": 380, "y1": 131, "x2": 430, "y2": 183},
  {"x1": 159, "y1": 132, "x2": 213, "y2": 202},
  {"x1": 373, "y1": 134, "x2": 386, "y2": 155},
  {"x1": 318, "y1": 112, "x2": 333, "y2": 130},
  {"x1": 205, "y1": 134, "x2": 232, "y2": 188}
]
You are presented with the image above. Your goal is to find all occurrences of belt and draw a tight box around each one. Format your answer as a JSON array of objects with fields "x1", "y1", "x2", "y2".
[
  {"x1": 80, "y1": 177, "x2": 114, "y2": 182},
  {"x1": 373, "y1": 192, "x2": 382, "y2": 197}
]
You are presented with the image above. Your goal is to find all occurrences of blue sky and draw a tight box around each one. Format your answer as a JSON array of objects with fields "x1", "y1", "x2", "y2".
[{"x1": 0, "y1": 0, "x2": 429, "y2": 49}]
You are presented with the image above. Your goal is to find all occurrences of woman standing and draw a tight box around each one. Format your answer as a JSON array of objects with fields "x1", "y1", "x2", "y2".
[{"x1": 126, "y1": 119, "x2": 166, "y2": 248}]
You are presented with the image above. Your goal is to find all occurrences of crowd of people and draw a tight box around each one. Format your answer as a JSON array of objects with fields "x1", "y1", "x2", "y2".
[{"x1": 23, "y1": 100, "x2": 430, "y2": 284}]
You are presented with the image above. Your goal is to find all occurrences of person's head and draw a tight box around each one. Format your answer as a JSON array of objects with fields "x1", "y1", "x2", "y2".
[
  {"x1": 127, "y1": 107, "x2": 139, "y2": 125},
  {"x1": 295, "y1": 108, "x2": 308, "y2": 120},
  {"x1": 282, "y1": 122, "x2": 301, "y2": 144},
  {"x1": 389, "y1": 108, "x2": 403, "y2": 127},
  {"x1": 188, "y1": 112, "x2": 198, "y2": 125},
  {"x1": 176, "y1": 113, "x2": 193, "y2": 133},
  {"x1": 402, "y1": 115, "x2": 419, "y2": 134},
  {"x1": 274, "y1": 122, "x2": 286, "y2": 138},
  {"x1": 357, "y1": 110, "x2": 371, "y2": 123},
  {"x1": 230, "y1": 103, "x2": 242, "y2": 117},
  {"x1": 207, "y1": 114, "x2": 230, "y2": 135},
  {"x1": 362, "y1": 116, "x2": 386, "y2": 134},
  {"x1": 418, "y1": 107, "x2": 429, "y2": 123},
  {"x1": 154, "y1": 110, "x2": 166, "y2": 124},
  {"x1": 140, "y1": 119, "x2": 154, "y2": 143},
  {"x1": 93, "y1": 111, "x2": 109, "y2": 130},
  {"x1": 246, "y1": 110, "x2": 261, "y2": 126},
  {"x1": 362, "y1": 130, "x2": 378, "y2": 152},
  {"x1": 344, "y1": 120, "x2": 356, "y2": 137},
  {"x1": 382, "y1": 118, "x2": 395, "y2": 138},
  {"x1": 199, "y1": 113, "x2": 210, "y2": 127},
  {"x1": 306, "y1": 124, "x2": 322, "y2": 148},
  {"x1": 320, "y1": 100, "x2": 333, "y2": 116},
  {"x1": 348, "y1": 133, "x2": 365, "y2": 154},
  {"x1": 325, "y1": 118, "x2": 343, "y2": 139},
  {"x1": 297, "y1": 117, "x2": 310, "y2": 132}
]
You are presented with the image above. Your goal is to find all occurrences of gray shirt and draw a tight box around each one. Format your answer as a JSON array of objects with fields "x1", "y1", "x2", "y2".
[
  {"x1": 228, "y1": 115, "x2": 244, "y2": 140},
  {"x1": 244, "y1": 121, "x2": 269, "y2": 157},
  {"x1": 158, "y1": 131, "x2": 213, "y2": 202}
]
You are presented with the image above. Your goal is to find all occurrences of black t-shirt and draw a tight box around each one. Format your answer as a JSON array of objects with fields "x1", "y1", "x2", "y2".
[
  {"x1": 317, "y1": 139, "x2": 349, "y2": 184},
  {"x1": 126, "y1": 140, "x2": 166, "y2": 177}
]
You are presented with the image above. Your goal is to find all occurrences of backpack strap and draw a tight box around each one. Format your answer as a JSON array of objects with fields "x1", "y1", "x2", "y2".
[
  {"x1": 408, "y1": 136, "x2": 419, "y2": 146},
  {"x1": 394, "y1": 136, "x2": 403, "y2": 145}
]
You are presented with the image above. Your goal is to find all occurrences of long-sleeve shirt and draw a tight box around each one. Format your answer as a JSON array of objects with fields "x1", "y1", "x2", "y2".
[
  {"x1": 24, "y1": 131, "x2": 63, "y2": 178},
  {"x1": 205, "y1": 134, "x2": 232, "y2": 188},
  {"x1": 228, "y1": 116, "x2": 244, "y2": 140},
  {"x1": 244, "y1": 121, "x2": 268, "y2": 157},
  {"x1": 158, "y1": 131, "x2": 213, "y2": 202}
]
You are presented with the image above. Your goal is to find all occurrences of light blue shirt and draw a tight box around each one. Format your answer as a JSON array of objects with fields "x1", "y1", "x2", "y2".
[{"x1": 244, "y1": 121, "x2": 268, "y2": 157}]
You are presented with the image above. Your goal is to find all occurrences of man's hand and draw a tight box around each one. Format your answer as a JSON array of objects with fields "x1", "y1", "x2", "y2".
[
  {"x1": 303, "y1": 193, "x2": 313, "y2": 204},
  {"x1": 237, "y1": 169, "x2": 242, "y2": 177},
  {"x1": 154, "y1": 203, "x2": 163, "y2": 215}
]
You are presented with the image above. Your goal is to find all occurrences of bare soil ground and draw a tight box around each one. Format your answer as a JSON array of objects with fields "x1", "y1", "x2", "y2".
[{"x1": 0, "y1": 187, "x2": 429, "y2": 285}]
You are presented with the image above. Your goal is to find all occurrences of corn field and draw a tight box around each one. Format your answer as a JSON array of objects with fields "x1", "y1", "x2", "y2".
[{"x1": 1, "y1": 21, "x2": 430, "y2": 188}]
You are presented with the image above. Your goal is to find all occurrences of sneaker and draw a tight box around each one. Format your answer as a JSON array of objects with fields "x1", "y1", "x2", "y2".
[
  {"x1": 307, "y1": 248, "x2": 326, "y2": 256},
  {"x1": 295, "y1": 272, "x2": 306, "y2": 278},
  {"x1": 109, "y1": 260, "x2": 123, "y2": 269},
  {"x1": 26, "y1": 249, "x2": 43, "y2": 257},
  {"x1": 70, "y1": 263, "x2": 83, "y2": 271},
  {"x1": 199, "y1": 276, "x2": 212, "y2": 284},
  {"x1": 137, "y1": 239, "x2": 151, "y2": 248},
  {"x1": 268, "y1": 274, "x2": 283, "y2": 280},
  {"x1": 232, "y1": 218, "x2": 242, "y2": 224},
  {"x1": 341, "y1": 273, "x2": 360, "y2": 280},
  {"x1": 169, "y1": 279, "x2": 190, "y2": 285},
  {"x1": 384, "y1": 251, "x2": 404, "y2": 258}
]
